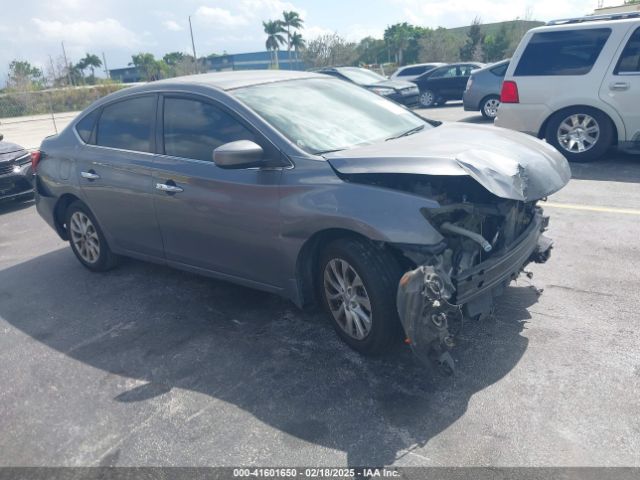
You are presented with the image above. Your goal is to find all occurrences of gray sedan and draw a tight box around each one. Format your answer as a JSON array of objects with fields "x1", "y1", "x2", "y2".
[
  {"x1": 463, "y1": 59, "x2": 509, "y2": 119},
  {"x1": 34, "y1": 70, "x2": 569, "y2": 367}
]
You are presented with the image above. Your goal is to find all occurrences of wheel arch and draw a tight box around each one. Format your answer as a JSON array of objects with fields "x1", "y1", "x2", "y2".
[
  {"x1": 294, "y1": 228, "x2": 407, "y2": 309},
  {"x1": 53, "y1": 193, "x2": 83, "y2": 240},
  {"x1": 538, "y1": 104, "x2": 620, "y2": 146}
]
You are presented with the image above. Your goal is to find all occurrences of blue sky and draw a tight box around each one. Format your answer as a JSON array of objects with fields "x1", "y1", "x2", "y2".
[{"x1": 0, "y1": 0, "x2": 615, "y2": 81}]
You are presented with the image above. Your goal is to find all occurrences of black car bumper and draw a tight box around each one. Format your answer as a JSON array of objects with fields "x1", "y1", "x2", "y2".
[{"x1": 0, "y1": 156, "x2": 34, "y2": 201}]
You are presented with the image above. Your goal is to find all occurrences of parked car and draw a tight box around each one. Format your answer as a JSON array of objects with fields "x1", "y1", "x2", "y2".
[
  {"x1": 390, "y1": 62, "x2": 446, "y2": 82},
  {"x1": 0, "y1": 133, "x2": 33, "y2": 202},
  {"x1": 412, "y1": 62, "x2": 484, "y2": 107},
  {"x1": 463, "y1": 59, "x2": 510, "y2": 119},
  {"x1": 34, "y1": 70, "x2": 569, "y2": 366},
  {"x1": 496, "y1": 14, "x2": 640, "y2": 162},
  {"x1": 318, "y1": 66, "x2": 420, "y2": 107}
]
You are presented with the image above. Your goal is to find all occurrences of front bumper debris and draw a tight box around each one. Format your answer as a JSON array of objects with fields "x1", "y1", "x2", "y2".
[{"x1": 397, "y1": 211, "x2": 552, "y2": 373}]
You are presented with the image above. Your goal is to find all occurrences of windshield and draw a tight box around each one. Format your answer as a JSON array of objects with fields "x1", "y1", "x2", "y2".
[
  {"x1": 232, "y1": 78, "x2": 428, "y2": 154},
  {"x1": 337, "y1": 68, "x2": 386, "y2": 85}
]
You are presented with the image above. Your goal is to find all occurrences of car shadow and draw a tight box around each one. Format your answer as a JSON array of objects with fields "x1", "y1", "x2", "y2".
[
  {"x1": 0, "y1": 248, "x2": 539, "y2": 466},
  {"x1": 568, "y1": 151, "x2": 640, "y2": 183},
  {"x1": 0, "y1": 196, "x2": 34, "y2": 215}
]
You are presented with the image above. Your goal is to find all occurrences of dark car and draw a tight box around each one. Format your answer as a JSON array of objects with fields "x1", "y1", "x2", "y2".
[
  {"x1": 318, "y1": 66, "x2": 420, "y2": 107},
  {"x1": 463, "y1": 59, "x2": 509, "y2": 119},
  {"x1": 34, "y1": 71, "x2": 569, "y2": 367},
  {"x1": 0, "y1": 133, "x2": 33, "y2": 202},
  {"x1": 413, "y1": 62, "x2": 484, "y2": 107}
]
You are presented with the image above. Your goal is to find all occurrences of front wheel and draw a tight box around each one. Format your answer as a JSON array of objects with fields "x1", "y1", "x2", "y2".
[
  {"x1": 65, "y1": 201, "x2": 120, "y2": 272},
  {"x1": 318, "y1": 238, "x2": 403, "y2": 355},
  {"x1": 545, "y1": 108, "x2": 613, "y2": 163},
  {"x1": 481, "y1": 95, "x2": 500, "y2": 119},
  {"x1": 419, "y1": 90, "x2": 436, "y2": 108}
]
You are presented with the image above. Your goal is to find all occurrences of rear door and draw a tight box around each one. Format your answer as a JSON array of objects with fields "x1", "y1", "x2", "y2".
[
  {"x1": 599, "y1": 25, "x2": 640, "y2": 144},
  {"x1": 152, "y1": 94, "x2": 284, "y2": 288},
  {"x1": 75, "y1": 94, "x2": 164, "y2": 257}
]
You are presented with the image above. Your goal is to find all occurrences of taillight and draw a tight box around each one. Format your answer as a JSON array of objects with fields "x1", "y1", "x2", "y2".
[
  {"x1": 500, "y1": 81, "x2": 519, "y2": 103},
  {"x1": 31, "y1": 150, "x2": 41, "y2": 171}
]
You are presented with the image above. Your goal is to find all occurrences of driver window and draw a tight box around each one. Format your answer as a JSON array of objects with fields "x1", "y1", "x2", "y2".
[{"x1": 163, "y1": 97, "x2": 255, "y2": 161}]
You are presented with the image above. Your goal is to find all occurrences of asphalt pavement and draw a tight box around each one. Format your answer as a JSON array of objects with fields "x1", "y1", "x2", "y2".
[{"x1": 1, "y1": 103, "x2": 639, "y2": 467}]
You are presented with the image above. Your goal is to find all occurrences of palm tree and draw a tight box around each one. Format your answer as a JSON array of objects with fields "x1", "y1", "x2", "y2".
[
  {"x1": 78, "y1": 53, "x2": 102, "y2": 80},
  {"x1": 282, "y1": 11, "x2": 304, "y2": 69},
  {"x1": 263, "y1": 20, "x2": 286, "y2": 69},
  {"x1": 290, "y1": 32, "x2": 305, "y2": 70}
]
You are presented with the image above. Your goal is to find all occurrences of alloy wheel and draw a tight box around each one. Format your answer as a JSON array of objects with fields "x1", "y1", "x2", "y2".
[
  {"x1": 69, "y1": 211, "x2": 101, "y2": 264},
  {"x1": 323, "y1": 258, "x2": 373, "y2": 340},
  {"x1": 420, "y1": 91, "x2": 434, "y2": 107},
  {"x1": 557, "y1": 113, "x2": 600, "y2": 153},
  {"x1": 483, "y1": 97, "x2": 500, "y2": 118}
]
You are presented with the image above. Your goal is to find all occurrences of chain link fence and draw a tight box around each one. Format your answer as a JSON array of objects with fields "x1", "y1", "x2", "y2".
[{"x1": 0, "y1": 84, "x2": 128, "y2": 149}]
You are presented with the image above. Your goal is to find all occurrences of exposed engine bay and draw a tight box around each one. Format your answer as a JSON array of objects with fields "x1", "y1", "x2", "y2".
[{"x1": 342, "y1": 173, "x2": 554, "y2": 372}]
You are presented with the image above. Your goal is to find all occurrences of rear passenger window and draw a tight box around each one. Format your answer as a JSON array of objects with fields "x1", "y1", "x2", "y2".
[
  {"x1": 490, "y1": 63, "x2": 509, "y2": 77},
  {"x1": 96, "y1": 96, "x2": 155, "y2": 153},
  {"x1": 615, "y1": 28, "x2": 640, "y2": 74},
  {"x1": 515, "y1": 28, "x2": 611, "y2": 76},
  {"x1": 163, "y1": 97, "x2": 255, "y2": 161},
  {"x1": 76, "y1": 109, "x2": 99, "y2": 144},
  {"x1": 399, "y1": 66, "x2": 426, "y2": 76}
]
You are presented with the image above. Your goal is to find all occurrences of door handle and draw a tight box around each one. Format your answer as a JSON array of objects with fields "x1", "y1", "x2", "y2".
[
  {"x1": 80, "y1": 170, "x2": 100, "y2": 180},
  {"x1": 610, "y1": 82, "x2": 630, "y2": 91},
  {"x1": 155, "y1": 182, "x2": 184, "y2": 193}
]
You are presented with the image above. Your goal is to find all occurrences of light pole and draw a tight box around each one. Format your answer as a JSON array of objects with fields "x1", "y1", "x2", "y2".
[{"x1": 189, "y1": 16, "x2": 198, "y2": 74}]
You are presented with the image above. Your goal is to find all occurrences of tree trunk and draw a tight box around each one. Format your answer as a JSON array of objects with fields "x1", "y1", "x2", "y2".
[{"x1": 274, "y1": 49, "x2": 279, "y2": 69}]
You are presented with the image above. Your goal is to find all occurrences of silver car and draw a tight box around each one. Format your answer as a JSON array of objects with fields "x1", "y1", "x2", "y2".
[
  {"x1": 463, "y1": 59, "x2": 509, "y2": 119},
  {"x1": 34, "y1": 70, "x2": 570, "y2": 367}
]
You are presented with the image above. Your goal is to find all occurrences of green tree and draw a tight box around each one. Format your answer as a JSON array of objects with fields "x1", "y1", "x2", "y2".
[
  {"x1": 418, "y1": 27, "x2": 463, "y2": 63},
  {"x1": 76, "y1": 53, "x2": 102, "y2": 84},
  {"x1": 356, "y1": 36, "x2": 388, "y2": 65},
  {"x1": 384, "y1": 23, "x2": 431, "y2": 66},
  {"x1": 460, "y1": 17, "x2": 484, "y2": 61},
  {"x1": 290, "y1": 31, "x2": 306, "y2": 69},
  {"x1": 483, "y1": 23, "x2": 511, "y2": 62},
  {"x1": 263, "y1": 20, "x2": 286, "y2": 69},
  {"x1": 130, "y1": 53, "x2": 167, "y2": 81},
  {"x1": 7, "y1": 60, "x2": 44, "y2": 90},
  {"x1": 282, "y1": 11, "x2": 304, "y2": 69}
]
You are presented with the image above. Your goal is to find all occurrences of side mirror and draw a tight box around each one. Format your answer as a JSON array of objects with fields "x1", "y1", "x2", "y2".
[{"x1": 213, "y1": 140, "x2": 264, "y2": 169}]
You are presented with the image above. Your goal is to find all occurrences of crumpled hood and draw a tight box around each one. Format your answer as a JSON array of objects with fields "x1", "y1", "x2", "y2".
[
  {"x1": 0, "y1": 141, "x2": 28, "y2": 163},
  {"x1": 326, "y1": 122, "x2": 571, "y2": 202}
]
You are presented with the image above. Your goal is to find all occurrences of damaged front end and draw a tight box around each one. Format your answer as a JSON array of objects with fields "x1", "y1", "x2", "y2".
[{"x1": 396, "y1": 186, "x2": 553, "y2": 372}]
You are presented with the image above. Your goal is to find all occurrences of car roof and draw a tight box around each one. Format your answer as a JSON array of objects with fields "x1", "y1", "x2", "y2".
[
  {"x1": 398, "y1": 62, "x2": 446, "y2": 69},
  {"x1": 152, "y1": 70, "x2": 323, "y2": 90},
  {"x1": 532, "y1": 16, "x2": 640, "y2": 32}
]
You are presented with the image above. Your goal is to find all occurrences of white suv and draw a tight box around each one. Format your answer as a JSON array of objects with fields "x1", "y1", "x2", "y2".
[{"x1": 495, "y1": 14, "x2": 640, "y2": 162}]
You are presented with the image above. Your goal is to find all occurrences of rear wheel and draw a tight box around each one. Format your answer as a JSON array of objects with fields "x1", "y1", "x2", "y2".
[
  {"x1": 318, "y1": 238, "x2": 403, "y2": 355},
  {"x1": 65, "y1": 201, "x2": 119, "y2": 272},
  {"x1": 545, "y1": 108, "x2": 613, "y2": 163},
  {"x1": 419, "y1": 90, "x2": 436, "y2": 108},
  {"x1": 481, "y1": 95, "x2": 500, "y2": 119}
]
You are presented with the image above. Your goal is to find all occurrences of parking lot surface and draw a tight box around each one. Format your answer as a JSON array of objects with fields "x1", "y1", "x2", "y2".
[{"x1": 1, "y1": 104, "x2": 639, "y2": 467}]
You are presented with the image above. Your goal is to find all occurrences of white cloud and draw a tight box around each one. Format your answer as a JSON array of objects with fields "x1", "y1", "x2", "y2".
[
  {"x1": 162, "y1": 20, "x2": 183, "y2": 31},
  {"x1": 31, "y1": 18, "x2": 142, "y2": 49},
  {"x1": 391, "y1": 0, "x2": 594, "y2": 27},
  {"x1": 195, "y1": 6, "x2": 250, "y2": 27}
]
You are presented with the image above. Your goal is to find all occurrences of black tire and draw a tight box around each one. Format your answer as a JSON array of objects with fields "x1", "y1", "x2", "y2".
[
  {"x1": 317, "y1": 237, "x2": 403, "y2": 355},
  {"x1": 419, "y1": 89, "x2": 436, "y2": 108},
  {"x1": 545, "y1": 107, "x2": 613, "y2": 163},
  {"x1": 65, "y1": 200, "x2": 119, "y2": 272},
  {"x1": 480, "y1": 95, "x2": 500, "y2": 120}
]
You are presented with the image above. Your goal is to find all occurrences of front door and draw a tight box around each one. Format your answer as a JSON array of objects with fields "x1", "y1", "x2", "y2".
[
  {"x1": 152, "y1": 94, "x2": 284, "y2": 289},
  {"x1": 599, "y1": 26, "x2": 640, "y2": 146}
]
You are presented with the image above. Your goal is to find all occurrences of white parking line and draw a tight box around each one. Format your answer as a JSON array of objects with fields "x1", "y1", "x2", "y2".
[{"x1": 544, "y1": 202, "x2": 640, "y2": 216}]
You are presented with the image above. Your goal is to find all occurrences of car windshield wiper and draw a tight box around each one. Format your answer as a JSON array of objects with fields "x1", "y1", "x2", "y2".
[
  {"x1": 386, "y1": 124, "x2": 426, "y2": 141},
  {"x1": 312, "y1": 148, "x2": 347, "y2": 155}
]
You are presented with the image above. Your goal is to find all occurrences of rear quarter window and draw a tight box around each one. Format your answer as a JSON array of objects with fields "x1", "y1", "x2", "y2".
[
  {"x1": 515, "y1": 28, "x2": 611, "y2": 76},
  {"x1": 490, "y1": 63, "x2": 509, "y2": 77},
  {"x1": 75, "y1": 109, "x2": 100, "y2": 144}
]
